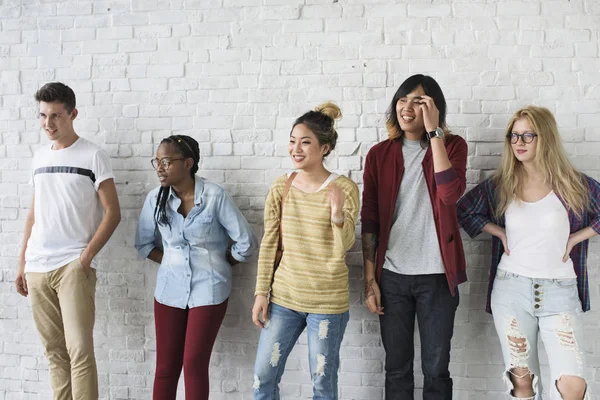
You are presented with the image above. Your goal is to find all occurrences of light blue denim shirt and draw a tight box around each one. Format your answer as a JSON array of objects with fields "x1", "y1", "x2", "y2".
[{"x1": 135, "y1": 175, "x2": 258, "y2": 309}]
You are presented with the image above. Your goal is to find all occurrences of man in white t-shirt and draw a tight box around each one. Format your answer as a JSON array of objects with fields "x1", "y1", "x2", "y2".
[{"x1": 15, "y1": 82, "x2": 121, "y2": 400}]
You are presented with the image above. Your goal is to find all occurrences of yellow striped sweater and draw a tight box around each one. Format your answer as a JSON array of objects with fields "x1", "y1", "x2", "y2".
[{"x1": 255, "y1": 173, "x2": 360, "y2": 314}]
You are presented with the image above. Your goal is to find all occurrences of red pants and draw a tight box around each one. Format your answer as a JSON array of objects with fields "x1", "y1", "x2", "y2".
[{"x1": 153, "y1": 298, "x2": 228, "y2": 400}]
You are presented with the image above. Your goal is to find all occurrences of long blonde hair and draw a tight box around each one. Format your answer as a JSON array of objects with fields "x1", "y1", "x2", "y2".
[{"x1": 493, "y1": 106, "x2": 589, "y2": 219}]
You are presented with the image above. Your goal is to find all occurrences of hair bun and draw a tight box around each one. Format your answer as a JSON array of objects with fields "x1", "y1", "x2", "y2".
[{"x1": 315, "y1": 101, "x2": 342, "y2": 122}]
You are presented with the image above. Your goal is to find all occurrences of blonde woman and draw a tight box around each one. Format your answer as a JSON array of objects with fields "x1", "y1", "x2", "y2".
[
  {"x1": 457, "y1": 106, "x2": 599, "y2": 400},
  {"x1": 251, "y1": 102, "x2": 360, "y2": 400}
]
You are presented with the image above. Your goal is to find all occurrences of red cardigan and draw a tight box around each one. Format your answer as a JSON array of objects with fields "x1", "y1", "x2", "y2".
[{"x1": 361, "y1": 135, "x2": 468, "y2": 295}]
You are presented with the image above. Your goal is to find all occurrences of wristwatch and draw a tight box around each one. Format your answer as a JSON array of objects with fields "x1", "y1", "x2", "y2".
[{"x1": 426, "y1": 127, "x2": 444, "y2": 141}]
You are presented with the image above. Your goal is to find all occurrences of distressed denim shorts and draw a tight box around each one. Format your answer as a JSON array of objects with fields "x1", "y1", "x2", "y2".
[{"x1": 490, "y1": 269, "x2": 589, "y2": 400}]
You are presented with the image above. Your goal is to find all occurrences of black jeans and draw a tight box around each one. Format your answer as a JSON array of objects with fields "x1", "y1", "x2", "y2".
[{"x1": 379, "y1": 269, "x2": 459, "y2": 400}]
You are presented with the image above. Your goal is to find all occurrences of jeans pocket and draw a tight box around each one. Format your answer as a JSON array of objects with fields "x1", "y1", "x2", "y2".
[
  {"x1": 553, "y1": 278, "x2": 577, "y2": 288},
  {"x1": 495, "y1": 269, "x2": 512, "y2": 281}
]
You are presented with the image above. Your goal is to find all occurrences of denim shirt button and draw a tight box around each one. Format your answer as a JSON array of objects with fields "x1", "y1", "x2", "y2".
[{"x1": 187, "y1": 274, "x2": 191, "y2": 277}]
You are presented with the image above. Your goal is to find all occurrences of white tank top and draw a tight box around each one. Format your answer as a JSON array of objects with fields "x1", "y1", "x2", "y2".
[{"x1": 497, "y1": 192, "x2": 576, "y2": 279}]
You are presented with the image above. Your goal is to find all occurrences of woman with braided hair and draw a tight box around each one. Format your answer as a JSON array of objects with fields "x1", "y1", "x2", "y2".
[
  {"x1": 251, "y1": 102, "x2": 360, "y2": 399},
  {"x1": 135, "y1": 134, "x2": 257, "y2": 399}
]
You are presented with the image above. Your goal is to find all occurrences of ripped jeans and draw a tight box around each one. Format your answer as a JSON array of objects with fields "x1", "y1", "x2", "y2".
[
  {"x1": 491, "y1": 270, "x2": 589, "y2": 400},
  {"x1": 253, "y1": 303, "x2": 349, "y2": 400}
]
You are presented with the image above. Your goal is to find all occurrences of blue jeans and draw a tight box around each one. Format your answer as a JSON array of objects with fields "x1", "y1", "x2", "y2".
[
  {"x1": 253, "y1": 303, "x2": 349, "y2": 400},
  {"x1": 491, "y1": 270, "x2": 590, "y2": 400},
  {"x1": 379, "y1": 270, "x2": 459, "y2": 400}
]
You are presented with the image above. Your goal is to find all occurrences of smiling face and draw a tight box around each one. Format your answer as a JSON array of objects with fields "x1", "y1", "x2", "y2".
[
  {"x1": 39, "y1": 101, "x2": 77, "y2": 144},
  {"x1": 288, "y1": 123, "x2": 330, "y2": 171},
  {"x1": 510, "y1": 117, "x2": 538, "y2": 164},
  {"x1": 154, "y1": 142, "x2": 193, "y2": 188},
  {"x1": 396, "y1": 85, "x2": 426, "y2": 138}
]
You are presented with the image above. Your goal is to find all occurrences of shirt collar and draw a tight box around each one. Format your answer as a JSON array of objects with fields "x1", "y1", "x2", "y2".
[{"x1": 167, "y1": 175, "x2": 204, "y2": 206}]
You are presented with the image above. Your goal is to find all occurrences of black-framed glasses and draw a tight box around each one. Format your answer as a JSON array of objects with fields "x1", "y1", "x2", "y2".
[
  {"x1": 150, "y1": 157, "x2": 185, "y2": 170},
  {"x1": 507, "y1": 132, "x2": 537, "y2": 144}
]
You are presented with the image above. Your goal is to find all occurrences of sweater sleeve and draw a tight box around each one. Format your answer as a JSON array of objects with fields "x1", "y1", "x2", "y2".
[
  {"x1": 254, "y1": 177, "x2": 284, "y2": 296},
  {"x1": 361, "y1": 149, "x2": 379, "y2": 234},
  {"x1": 332, "y1": 179, "x2": 360, "y2": 253},
  {"x1": 434, "y1": 136, "x2": 468, "y2": 205}
]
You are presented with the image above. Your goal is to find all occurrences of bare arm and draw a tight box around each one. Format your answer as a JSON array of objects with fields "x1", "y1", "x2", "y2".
[
  {"x1": 15, "y1": 195, "x2": 35, "y2": 297},
  {"x1": 80, "y1": 179, "x2": 121, "y2": 270},
  {"x1": 362, "y1": 233, "x2": 377, "y2": 281},
  {"x1": 362, "y1": 232, "x2": 383, "y2": 315},
  {"x1": 430, "y1": 137, "x2": 452, "y2": 172}
]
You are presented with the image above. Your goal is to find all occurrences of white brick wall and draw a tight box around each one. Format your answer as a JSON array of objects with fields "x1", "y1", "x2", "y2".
[{"x1": 1, "y1": 0, "x2": 599, "y2": 399}]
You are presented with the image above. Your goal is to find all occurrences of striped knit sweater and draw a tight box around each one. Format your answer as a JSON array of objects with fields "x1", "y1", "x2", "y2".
[{"x1": 255, "y1": 173, "x2": 360, "y2": 314}]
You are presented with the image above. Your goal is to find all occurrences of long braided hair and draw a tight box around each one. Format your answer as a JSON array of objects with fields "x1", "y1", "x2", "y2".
[{"x1": 154, "y1": 135, "x2": 200, "y2": 228}]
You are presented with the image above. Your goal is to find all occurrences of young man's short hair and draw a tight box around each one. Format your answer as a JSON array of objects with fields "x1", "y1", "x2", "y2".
[{"x1": 35, "y1": 82, "x2": 76, "y2": 114}]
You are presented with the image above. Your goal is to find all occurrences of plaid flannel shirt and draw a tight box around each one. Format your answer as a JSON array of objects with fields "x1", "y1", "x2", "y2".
[{"x1": 457, "y1": 175, "x2": 600, "y2": 313}]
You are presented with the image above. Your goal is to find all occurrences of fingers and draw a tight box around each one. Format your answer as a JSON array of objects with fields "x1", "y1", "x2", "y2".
[
  {"x1": 563, "y1": 247, "x2": 571, "y2": 262},
  {"x1": 365, "y1": 297, "x2": 378, "y2": 313},
  {"x1": 252, "y1": 307, "x2": 264, "y2": 328},
  {"x1": 501, "y1": 235, "x2": 510, "y2": 256},
  {"x1": 252, "y1": 300, "x2": 270, "y2": 329},
  {"x1": 15, "y1": 277, "x2": 28, "y2": 297},
  {"x1": 366, "y1": 295, "x2": 384, "y2": 315},
  {"x1": 419, "y1": 95, "x2": 435, "y2": 107},
  {"x1": 374, "y1": 293, "x2": 384, "y2": 315}
]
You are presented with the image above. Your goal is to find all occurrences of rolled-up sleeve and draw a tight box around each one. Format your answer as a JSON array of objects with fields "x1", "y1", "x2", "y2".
[
  {"x1": 585, "y1": 175, "x2": 600, "y2": 234},
  {"x1": 217, "y1": 189, "x2": 258, "y2": 262},
  {"x1": 457, "y1": 179, "x2": 494, "y2": 239},
  {"x1": 135, "y1": 190, "x2": 160, "y2": 260}
]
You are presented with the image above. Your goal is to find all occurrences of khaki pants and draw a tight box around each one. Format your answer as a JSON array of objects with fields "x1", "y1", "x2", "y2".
[{"x1": 27, "y1": 258, "x2": 98, "y2": 400}]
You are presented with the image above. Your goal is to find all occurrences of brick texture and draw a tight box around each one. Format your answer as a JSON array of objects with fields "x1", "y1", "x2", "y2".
[{"x1": 0, "y1": 0, "x2": 599, "y2": 399}]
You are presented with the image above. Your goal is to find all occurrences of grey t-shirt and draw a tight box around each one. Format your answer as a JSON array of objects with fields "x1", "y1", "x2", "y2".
[{"x1": 382, "y1": 139, "x2": 445, "y2": 275}]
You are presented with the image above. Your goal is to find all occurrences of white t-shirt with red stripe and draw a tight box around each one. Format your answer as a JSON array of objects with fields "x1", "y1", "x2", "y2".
[{"x1": 25, "y1": 137, "x2": 115, "y2": 273}]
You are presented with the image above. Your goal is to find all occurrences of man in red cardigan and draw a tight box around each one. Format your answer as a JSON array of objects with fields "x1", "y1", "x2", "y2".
[{"x1": 361, "y1": 74, "x2": 468, "y2": 400}]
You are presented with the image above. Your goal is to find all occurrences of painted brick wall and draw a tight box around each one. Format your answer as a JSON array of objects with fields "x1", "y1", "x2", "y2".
[{"x1": 0, "y1": 0, "x2": 599, "y2": 399}]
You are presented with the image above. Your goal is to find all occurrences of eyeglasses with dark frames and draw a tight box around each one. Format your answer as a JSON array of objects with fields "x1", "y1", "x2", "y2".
[
  {"x1": 150, "y1": 157, "x2": 185, "y2": 170},
  {"x1": 507, "y1": 132, "x2": 537, "y2": 144}
]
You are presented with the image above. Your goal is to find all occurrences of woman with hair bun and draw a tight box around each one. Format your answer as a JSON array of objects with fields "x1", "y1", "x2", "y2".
[
  {"x1": 251, "y1": 102, "x2": 360, "y2": 400},
  {"x1": 135, "y1": 134, "x2": 257, "y2": 400}
]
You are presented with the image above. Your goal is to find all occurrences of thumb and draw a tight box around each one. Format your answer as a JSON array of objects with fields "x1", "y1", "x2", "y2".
[
  {"x1": 262, "y1": 304, "x2": 269, "y2": 322},
  {"x1": 502, "y1": 238, "x2": 510, "y2": 255}
]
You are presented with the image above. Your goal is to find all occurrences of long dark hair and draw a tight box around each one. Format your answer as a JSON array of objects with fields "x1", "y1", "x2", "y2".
[
  {"x1": 154, "y1": 135, "x2": 200, "y2": 227},
  {"x1": 386, "y1": 74, "x2": 448, "y2": 146}
]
